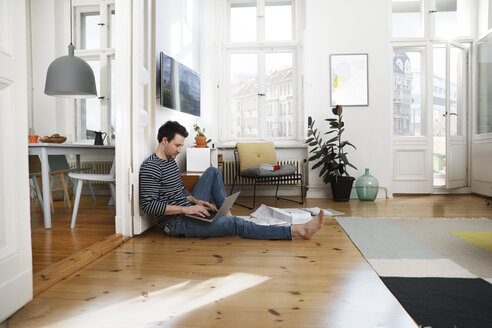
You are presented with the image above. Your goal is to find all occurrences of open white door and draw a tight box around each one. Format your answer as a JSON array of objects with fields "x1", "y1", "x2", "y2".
[
  {"x1": 131, "y1": 0, "x2": 154, "y2": 234},
  {"x1": 0, "y1": 0, "x2": 33, "y2": 321},
  {"x1": 471, "y1": 33, "x2": 492, "y2": 197},
  {"x1": 115, "y1": 0, "x2": 154, "y2": 236},
  {"x1": 445, "y1": 43, "x2": 468, "y2": 189}
]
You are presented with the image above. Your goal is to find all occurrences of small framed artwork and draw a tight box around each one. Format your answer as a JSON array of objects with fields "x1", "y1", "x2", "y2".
[{"x1": 330, "y1": 53, "x2": 369, "y2": 107}]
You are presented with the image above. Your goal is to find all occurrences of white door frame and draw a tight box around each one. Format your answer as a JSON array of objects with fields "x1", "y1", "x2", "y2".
[
  {"x1": 0, "y1": 0, "x2": 33, "y2": 321},
  {"x1": 114, "y1": 0, "x2": 133, "y2": 236},
  {"x1": 114, "y1": 0, "x2": 155, "y2": 236}
]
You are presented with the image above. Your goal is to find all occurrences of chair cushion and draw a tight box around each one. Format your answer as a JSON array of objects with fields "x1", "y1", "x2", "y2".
[
  {"x1": 236, "y1": 142, "x2": 277, "y2": 170},
  {"x1": 240, "y1": 164, "x2": 297, "y2": 178},
  {"x1": 68, "y1": 172, "x2": 115, "y2": 182}
]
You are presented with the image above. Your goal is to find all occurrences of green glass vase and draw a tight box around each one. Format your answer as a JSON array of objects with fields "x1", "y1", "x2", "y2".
[{"x1": 355, "y1": 168, "x2": 379, "y2": 201}]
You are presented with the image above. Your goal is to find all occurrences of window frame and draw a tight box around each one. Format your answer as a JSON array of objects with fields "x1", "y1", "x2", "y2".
[
  {"x1": 391, "y1": 0, "x2": 476, "y2": 43},
  {"x1": 220, "y1": 0, "x2": 302, "y2": 142},
  {"x1": 391, "y1": 0, "x2": 475, "y2": 140},
  {"x1": 72, "y1": 0, "x2": 115, "y2": 144}
]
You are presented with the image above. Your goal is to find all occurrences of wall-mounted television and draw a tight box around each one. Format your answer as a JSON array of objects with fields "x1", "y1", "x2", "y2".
[{"x1": 159, "y1": 52, "x2": 201, "y2": 117}]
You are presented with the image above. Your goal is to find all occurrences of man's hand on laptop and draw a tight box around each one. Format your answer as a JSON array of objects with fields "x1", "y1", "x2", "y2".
[
  {"x1": 184, "y1": 205, "x2": 212, "y2": 217},
  {"x1": 196, "y1": 200, "x2": 218, "y2": 212}
]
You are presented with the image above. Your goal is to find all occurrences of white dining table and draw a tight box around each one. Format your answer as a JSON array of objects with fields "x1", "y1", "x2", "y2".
[{"x1": 28, "y1": 143, "x2": 115, "y2": 229}]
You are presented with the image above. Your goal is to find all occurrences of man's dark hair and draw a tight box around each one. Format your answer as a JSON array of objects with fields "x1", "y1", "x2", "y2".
[{"x1": 157, "y1": 121, "x2": 189, "y2": 143}]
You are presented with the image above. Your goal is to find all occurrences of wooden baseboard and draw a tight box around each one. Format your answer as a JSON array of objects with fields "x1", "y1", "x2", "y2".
[{"x1": 33, "y1": 233, "x2": 130, "y2": 296}]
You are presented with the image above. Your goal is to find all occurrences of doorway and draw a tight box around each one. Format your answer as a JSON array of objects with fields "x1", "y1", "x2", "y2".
[{"x1": 392, "y1": 42, "x2": 469, "y2": 193}]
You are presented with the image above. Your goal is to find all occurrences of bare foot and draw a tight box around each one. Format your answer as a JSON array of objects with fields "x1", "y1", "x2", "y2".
[
  {"x1": 292, "y1": 210, "x2": 325, "y2": 240},
  {"x1": 225, "y1": 210, "x2": 233, "y2": 217}
]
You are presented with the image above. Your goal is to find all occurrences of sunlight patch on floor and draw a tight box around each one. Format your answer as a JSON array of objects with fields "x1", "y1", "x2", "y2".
[{"x1": 50, "y1": 272, "x2": 270, "y2": 327}]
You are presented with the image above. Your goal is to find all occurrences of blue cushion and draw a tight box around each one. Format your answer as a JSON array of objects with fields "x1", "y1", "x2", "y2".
[{"x1": 240, "y1": 164, "x2": 297, "y2": 178}]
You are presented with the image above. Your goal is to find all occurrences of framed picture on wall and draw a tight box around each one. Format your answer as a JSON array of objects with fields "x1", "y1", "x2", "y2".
[{"x1": 330, "y1": 53, "x2": 369, "y2": 107}]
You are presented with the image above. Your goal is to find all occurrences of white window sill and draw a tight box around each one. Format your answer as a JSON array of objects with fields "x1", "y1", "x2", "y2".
[{"x1": 216, "y1": 140, "x2": 308, "y2": 149}]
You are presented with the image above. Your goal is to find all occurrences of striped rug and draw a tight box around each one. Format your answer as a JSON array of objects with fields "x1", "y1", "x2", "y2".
[{"x1": 336, "y1": 217, "x2": 492, "y2": 328}]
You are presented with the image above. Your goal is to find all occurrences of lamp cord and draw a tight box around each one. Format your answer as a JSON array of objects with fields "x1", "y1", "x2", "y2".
[{"x1": 70, "y1": 0, "x2": 73, "y2": 45}]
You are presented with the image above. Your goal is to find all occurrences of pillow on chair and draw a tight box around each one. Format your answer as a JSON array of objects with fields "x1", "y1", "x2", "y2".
[
  {"x1": 240, "y1": 164, "x2": 297, "y2": 178},
  {"x1": 236, "y1": 142, "x2": 277, "y2": 170}
]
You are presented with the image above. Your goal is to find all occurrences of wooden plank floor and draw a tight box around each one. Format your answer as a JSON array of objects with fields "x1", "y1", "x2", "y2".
[
  {"x1": 30, "y1": 195, "x2": 116, "y2": 273},
  {"x1": 9, "y1": 194, "x2": 492, "y2": 327}
]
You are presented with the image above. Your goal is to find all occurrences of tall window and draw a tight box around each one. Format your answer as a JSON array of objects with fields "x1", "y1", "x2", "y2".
[
  {"x1": 73, "y1": 0, "x2": 115, "y2": 143},
  {"x1": 224, "y1": 0, "x2": 298, "y2": 140},
  {"x1": 391, "y1": 0, "x2": 473, "y2": 138}
]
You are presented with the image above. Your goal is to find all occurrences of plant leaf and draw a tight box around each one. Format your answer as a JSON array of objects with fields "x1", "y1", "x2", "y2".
[{"x1": 324, "y1": 130, "x2": 336, "y2": 135}]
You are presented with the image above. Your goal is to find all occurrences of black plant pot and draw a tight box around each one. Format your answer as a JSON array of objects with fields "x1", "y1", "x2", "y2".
[{"x1": 330, "y1": 176, "x2": 355, "y2": 202}]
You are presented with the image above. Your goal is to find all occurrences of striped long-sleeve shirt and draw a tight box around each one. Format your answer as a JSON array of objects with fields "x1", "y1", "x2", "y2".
[{"x1": 139, "y1": 153, "x2": 192, "y2": 229}]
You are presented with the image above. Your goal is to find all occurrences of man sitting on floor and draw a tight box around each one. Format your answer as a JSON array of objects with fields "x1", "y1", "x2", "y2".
[{"x1": 139, "y1": 120, "x2": 324, "y2": 240}]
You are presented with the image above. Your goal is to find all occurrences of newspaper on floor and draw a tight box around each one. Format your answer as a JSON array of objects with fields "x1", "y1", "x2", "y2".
[
  {"x1": 301, "y1": 207, "x2": 345, "y2": 216},
  {"x1": 239, "y1": 205, "x2": 345, "y2": 226}
]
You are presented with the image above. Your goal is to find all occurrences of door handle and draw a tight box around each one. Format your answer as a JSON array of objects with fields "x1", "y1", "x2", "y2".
[{"x1": 442, "y1": 112, "x2": 458, "y2": 117}]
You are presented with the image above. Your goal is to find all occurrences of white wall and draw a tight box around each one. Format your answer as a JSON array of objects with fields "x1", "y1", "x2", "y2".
[
  {"x1": 304, "y1": 0, "x2": 393, "y2": 197},
  {"x1": 154, "y1": 0, "x2": 220, "y2": 170}
]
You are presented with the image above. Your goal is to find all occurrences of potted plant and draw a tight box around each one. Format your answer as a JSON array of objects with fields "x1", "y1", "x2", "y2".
[
  {"x1": 193, "y1": 123, "x2": 211, "y2": 148},
  {"x1": 306, "y1": 105, "x2": 357, "y2": 201}
]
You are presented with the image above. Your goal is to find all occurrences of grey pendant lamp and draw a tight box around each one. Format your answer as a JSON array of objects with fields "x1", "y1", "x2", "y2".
[{"x1": 44, "y1": 0, "x2": 97, "y2": 98}]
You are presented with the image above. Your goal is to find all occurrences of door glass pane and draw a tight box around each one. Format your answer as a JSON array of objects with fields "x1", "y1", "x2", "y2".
[
  {"x1": 435, "y1": 0, "x2": 471, "y2": 39},
  {"x1": 449, "y1": 46, "x2": 463, "y2": 137},
  {"x1": 477, "y1": 38, "x2": 492, "y2": 134},
  {"x1": 83, "y1": 60, "x2": 101, "y2": 140},
  {"x1": 230, "y1": 2, "x2": 256, "y2": 42},
  {"x1": 230, "y1": 54, "x2": 258, "y2": 138},
  {"x1": 81, "y1": 12, "x2": 100, "y2": 49},
  {"x1": 433, "y1": 46, "x2": 446, "y2": 186},
  {"x1": 393, "y1": 50, "x2": 424, "y2": 136},
  {"x1": 265, "y1": 52, "x2": 293, "y2": 137},
  {"x1": 109, "y1": 7, "x2": 115, "y2": 48},
  {"x1": 265, "y1": 0, "x2": 292, "y2": 41},
  {"x1": 392, "y1": 0, "x2": 423, "y2": 38}
]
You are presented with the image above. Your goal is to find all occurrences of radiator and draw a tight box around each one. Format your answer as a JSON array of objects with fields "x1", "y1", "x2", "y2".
[
  {"x1": 69, "y1": 160, "x2": 113, "y2": 184},
  {"x1": 223, "y1": 158, "x2": 305, "y2": 185}
]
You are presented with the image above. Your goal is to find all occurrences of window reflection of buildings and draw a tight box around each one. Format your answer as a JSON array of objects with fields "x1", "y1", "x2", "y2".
[
  {"x1": 232, "y1": 67, "x2": 293, "y2": 138},
  {"x1": 393, "y1": 53, "x2": 456, "y2": 137},
  {"x1": 393, "y1": 52, "x2": 418, "y2": 136}
]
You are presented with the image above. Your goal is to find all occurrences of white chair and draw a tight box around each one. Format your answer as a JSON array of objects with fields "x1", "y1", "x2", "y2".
[{"x1": 69, "y1": 160, "x2": 115, "y2": 229}]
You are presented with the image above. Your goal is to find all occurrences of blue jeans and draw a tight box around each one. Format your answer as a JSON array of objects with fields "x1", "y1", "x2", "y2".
[{"x1": 167, "y1": 167, "x2": 292, "y2": 240}]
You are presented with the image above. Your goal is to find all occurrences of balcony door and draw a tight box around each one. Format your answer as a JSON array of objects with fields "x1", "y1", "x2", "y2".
[{"x1": 392, "y1": 43, "x2": 469, "y2": 193}]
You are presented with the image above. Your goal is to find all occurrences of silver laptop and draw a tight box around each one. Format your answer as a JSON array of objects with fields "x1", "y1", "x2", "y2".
[{"x1": 186, "y1": 192, "x2": 241, "y2": 222}]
